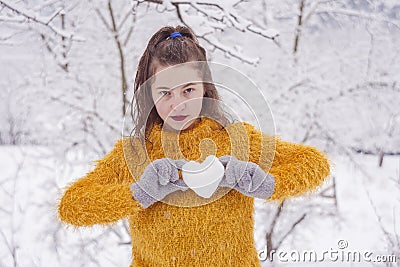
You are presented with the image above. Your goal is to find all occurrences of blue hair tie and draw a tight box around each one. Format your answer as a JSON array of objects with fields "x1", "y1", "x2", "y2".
[{"x1": 168, "y1": 31, "x2": 182, "y2": 39}]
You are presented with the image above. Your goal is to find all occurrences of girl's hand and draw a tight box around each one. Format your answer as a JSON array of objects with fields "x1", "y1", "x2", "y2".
[
  {"x1": 131, "y1": 155, "x2": 275, "y2": 208},
  {"x1": 130, "y1": 158, "x2": 189, "y2": 208},
  {"x1": 219, "y1": 156, "x2": 275, "y2": 199}
]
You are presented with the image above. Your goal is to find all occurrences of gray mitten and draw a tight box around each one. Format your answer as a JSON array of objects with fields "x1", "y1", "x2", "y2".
[
  {"x1": 219, "y1": 155, "x2": 275, "y2": 199},
  {"x1": 130, "y1": 158, "x2": 189, "y2": 208}
]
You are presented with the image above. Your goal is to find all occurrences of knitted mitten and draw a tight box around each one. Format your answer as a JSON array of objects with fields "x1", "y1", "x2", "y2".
[
  {"x1": 219, "y1": 155, "x2": 275, "y2": 199},
  {"x1": 130, "y1": 158, "x2": 188, "y2": 208}
]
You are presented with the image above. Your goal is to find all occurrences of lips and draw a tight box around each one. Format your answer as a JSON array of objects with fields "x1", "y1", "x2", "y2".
[{"x1": 170, "y1": 115, "x2": 188, "y2": 121}]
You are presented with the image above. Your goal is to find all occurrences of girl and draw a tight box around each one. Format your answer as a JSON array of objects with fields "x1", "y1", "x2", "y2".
[{"x1": 58, "y1": 25, "x2": 331, "y2": 266}]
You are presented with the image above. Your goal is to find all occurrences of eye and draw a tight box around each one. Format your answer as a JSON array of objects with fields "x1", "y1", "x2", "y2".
[
  {"x1": 159, "y1": 90, "x2": 170, "y2": 96},
  {"x1": 184, "y1": 88, "x2": 195, "y2": 94}
]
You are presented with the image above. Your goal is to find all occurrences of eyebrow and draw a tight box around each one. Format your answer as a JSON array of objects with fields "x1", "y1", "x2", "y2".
[{"x1": 155, "y1": 82, "x2": 197, "y2": 90}]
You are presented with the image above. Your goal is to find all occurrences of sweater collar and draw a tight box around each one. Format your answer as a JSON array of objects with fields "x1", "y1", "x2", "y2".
[
  {"x1": 147, "y1": 117, "x2": 223, "y2": 143},
  {"x1": 146, "y1": 117, "x2": 225, "y2": 160}
]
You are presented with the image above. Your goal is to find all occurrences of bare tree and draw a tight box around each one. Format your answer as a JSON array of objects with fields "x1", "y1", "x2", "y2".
[{"x1": 90, "y1": 0, "x2": 137, "y2": 117}]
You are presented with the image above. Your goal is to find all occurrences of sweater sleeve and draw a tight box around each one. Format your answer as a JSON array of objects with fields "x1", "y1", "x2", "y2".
[
  {"x1": 57, "y1": 138, "x2": 142, "y2": 227},
  {"x1": 243, "y1": 123, "x2": 331, "y2": 202}
]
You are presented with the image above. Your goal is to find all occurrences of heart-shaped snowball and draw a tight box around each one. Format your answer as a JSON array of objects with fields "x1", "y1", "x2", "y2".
[{"x1": 182, "y1": 155, "x2": 225, "y2": 198}]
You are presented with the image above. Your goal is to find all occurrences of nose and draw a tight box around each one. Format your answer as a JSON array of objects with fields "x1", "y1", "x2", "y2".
[{"x1": 170, "y1": 95, "x2": 186, "y2": 112}]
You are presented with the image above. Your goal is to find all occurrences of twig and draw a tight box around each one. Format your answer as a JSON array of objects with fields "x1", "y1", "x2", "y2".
[{"x1": 0, "y1": 1, "x2": 75, "y2": 39}]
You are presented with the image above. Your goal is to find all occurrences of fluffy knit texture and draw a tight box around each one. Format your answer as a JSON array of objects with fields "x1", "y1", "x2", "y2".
[{"x1": 58, "y1": 117, "x2": 331, "y2": 267}]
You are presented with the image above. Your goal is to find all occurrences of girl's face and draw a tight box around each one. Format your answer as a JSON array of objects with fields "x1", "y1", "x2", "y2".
[{"x1": 151, "y1": 64, "x2": 205, "y2": 132}]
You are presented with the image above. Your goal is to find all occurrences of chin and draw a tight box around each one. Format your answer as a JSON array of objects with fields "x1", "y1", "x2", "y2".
[
  {"x1": 163, "y1": 122, "x2": 185, "y2": 132},
  {"x1": 165, "y1": 119, "x2": 195, "y2": 131}
]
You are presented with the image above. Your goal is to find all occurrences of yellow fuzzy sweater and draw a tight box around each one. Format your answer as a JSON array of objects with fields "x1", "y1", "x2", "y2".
[{"x1": 58, "y1": 117, "x2": 331, "y2": 266}]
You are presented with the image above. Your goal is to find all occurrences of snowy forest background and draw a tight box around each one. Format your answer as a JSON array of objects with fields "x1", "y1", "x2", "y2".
[{"x1": 1, "y1": 0, "x2": 399, "y2": 266}]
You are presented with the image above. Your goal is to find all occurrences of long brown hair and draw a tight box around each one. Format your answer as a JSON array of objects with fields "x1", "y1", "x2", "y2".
[{"x1": 129, "y1": 25, "x2": 232, "y2": 145}]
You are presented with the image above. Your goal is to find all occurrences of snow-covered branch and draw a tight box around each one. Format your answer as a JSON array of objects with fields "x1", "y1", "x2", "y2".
[
  {"x1": 0, "y1": 0, "x2": 82, "y2": 40},
  {"x1": 141, "y1": 0, "x2": 279, "y2": 65},
  {"x1": 315, "y1": 8, "x2": 400, "y2": 29},
  {"x1": 183, "y1": 1, "x2": 279, "y2": 37},
  {"x1": 50, "y1": 96, "x2": 119, "y2": 134}
]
